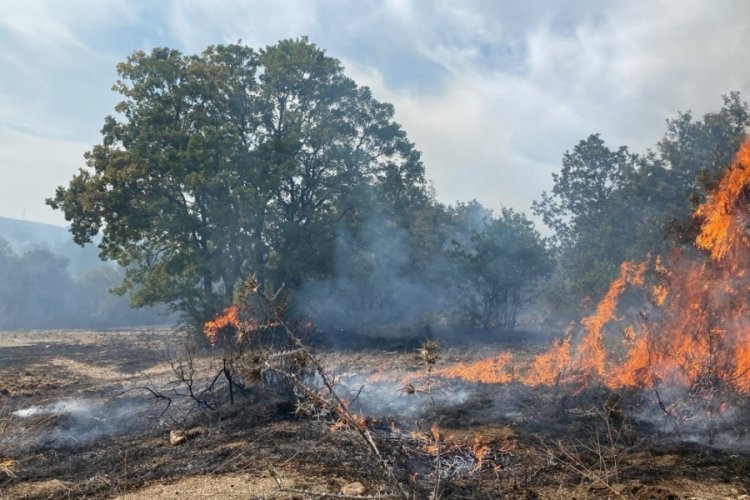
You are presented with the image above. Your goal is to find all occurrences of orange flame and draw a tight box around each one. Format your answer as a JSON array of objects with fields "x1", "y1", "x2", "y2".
[
  {"x1": 577, "y1": 260, "x2": 648, "y2": 379},
  {"x1": 695, "y1": 143, "x2": 750, "y2": 263},
  {"x1": 434, "y1": 351, "x2": 514, "y2": 384},
  {"x1": 471, "y1": 435, "x2": 490, "y2": 468},
  {"x1": 521, "y1": 335, "x2": 571, "y2": 386},
  {"x1": 203, "y1": 304, "x2": 240, "y2": 346}
]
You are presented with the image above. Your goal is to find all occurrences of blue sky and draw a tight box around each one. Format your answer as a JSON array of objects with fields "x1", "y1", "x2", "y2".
[{"x1": 1, "y1": 0, "x2": 749, "y2": 226}]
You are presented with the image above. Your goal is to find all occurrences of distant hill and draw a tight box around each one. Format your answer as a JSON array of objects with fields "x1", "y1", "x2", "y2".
[
  {"x1": 0, "y1": 216, "x2": 103, "y2": 275},
  {"x1": 0, "y1": 216, "x2": 68, "y2": 246}
]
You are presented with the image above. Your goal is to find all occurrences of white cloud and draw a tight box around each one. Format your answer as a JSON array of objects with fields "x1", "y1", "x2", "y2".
[
  {"x1": 0, "y1": 0, "x2": 139, "y2": 63},
  {"x1": 166, "y1": 0, "x2": 319, "y2": 52},
  {"x1": 0, "y1": 0, "x2": 748, "y2": 226},
  {"x1": 343, "y1": 0, "x2": 750, "y2": 218}
]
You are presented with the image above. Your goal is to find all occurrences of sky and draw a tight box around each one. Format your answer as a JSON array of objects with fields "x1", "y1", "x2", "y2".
[{"x1": 0, "y1": 0, "x2": 748, "y2": 227}]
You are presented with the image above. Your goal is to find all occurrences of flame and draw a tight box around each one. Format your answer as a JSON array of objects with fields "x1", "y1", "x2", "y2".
[
  {"x1": 203, "y1": 304, "x2": 240, "y2": 346},
  {"x1": 577, "y1": 260, "x2": 648, "y2": 379},
  {"x1": 695, "y1": 143, "x2": 750, "y2": 263},
  {"x1": 430, "y1": 423, "x2": 441, "y2": 441},
  {"x1": 520, "y1": 335, "x2": 571, "y2": 386},
  {"x1": 471, "y1": 435, "x2": 490, "y2": 468},
  {"x1": 434, "y1": 351, "x2": 514, "y2": 384},
  {"x1": 411, "y1": 425, "x2": 442, "y2": 456},
  {"x1": 606, "y1": 141, "x2": 750, "y2": 392}
]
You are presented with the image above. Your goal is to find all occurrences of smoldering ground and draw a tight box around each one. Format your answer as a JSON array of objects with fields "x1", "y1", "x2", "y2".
[{"x1": 7, "y1": 395, "x2": 165, "y2": 451}]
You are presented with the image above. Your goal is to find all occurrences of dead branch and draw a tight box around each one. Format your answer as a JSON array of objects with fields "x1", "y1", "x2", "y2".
[
  {"x1": 242, "y1": 279, "x2": 410, "y2": 500},
  {"x1": 108, "y1": 386, "x2": 172, "y2": 417}
]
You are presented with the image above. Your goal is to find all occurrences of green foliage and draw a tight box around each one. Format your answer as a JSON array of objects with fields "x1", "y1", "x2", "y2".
[
  {"x1": 532, "y1": 134, "x2": 638, "y2": 305},
  {"x1": 449, "y1": 208, "x2": 552, "y2": 331},
  {"x1": 48, "y1": 38, "x2": 427, "y2": 328}
]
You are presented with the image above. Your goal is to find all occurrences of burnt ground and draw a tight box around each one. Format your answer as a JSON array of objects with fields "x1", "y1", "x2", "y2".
[{"x1": 0, "y1": 328, "x2": 748, "y2": 499}]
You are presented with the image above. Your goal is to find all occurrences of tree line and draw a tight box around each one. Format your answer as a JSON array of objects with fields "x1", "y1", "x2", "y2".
[
  {"x1": 47, "y1": 38, "x2": 749, "y2": 334},
  {"x1": 0, "y1": 238, "x2": 164, "y2": 329}
]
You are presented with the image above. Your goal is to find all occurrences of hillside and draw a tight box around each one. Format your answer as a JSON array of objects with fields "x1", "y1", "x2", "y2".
[{"x1": 0, "y1": 216, "x2": 102, "y2": 274}]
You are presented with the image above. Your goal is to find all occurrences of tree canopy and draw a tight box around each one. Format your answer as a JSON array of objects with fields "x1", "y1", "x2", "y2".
[
  {"x1": 48, "y1": 38, "x2": 429, "y2": 327},
  {"x1": 449, "y1": 208, "x2": 552, "y2": 331}
]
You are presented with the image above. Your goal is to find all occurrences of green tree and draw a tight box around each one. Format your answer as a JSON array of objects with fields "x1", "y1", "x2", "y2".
[
  {"x1": 533, "y1": 133, "x2": 635, "y2": 248},
  {"x1": 532, "y1": 134, "x2": 637, "y2": 304},
  {"x1": 449, "y1": 208, "x2": 552, "y2": 332},
  {"x1": 649, "y1": 91, "x2": 750, "y2": 242},
  {"x1": 48, "y1": 39, "x2": 427, "y2": 327}
]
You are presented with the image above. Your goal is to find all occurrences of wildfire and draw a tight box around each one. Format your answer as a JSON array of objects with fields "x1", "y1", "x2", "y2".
[
  {"x1": 201, "y1": 141, "x2": 750, "y2": 421},
  {"x1": 430, "y1": 140, "x2": 750, "y2": 396},
  {"x1": 604, "y1": 140, "x2": 750, "y2": 392}
]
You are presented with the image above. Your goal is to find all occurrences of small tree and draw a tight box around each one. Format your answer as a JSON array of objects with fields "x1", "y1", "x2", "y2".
[{"x1": 449, "y1": 208, "x2": 552, "y2": 332}]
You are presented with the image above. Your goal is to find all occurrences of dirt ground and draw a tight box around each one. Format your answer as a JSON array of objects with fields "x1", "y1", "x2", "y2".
[{"x1": 0, "y1": 328, "x2": 749, "y2": 499}]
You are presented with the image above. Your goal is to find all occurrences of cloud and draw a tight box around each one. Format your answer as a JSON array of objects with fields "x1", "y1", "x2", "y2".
[
  {"x1": 0, "y1": 0, "x2": 748, "y2": 226},
  {"x1": 341, "y1": 0, "x2": 750, "y2": 217},
  {"x1": 166, "y1": 0, "x2": 319, "y2": 53},
  {"x1": 0, "y1": 0, "x2": 142, "y2": 65}
]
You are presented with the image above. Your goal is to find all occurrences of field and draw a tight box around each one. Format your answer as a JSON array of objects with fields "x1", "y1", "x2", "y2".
[{"x1": 0, "y1": 328, "x2": 748, "y2": 499}]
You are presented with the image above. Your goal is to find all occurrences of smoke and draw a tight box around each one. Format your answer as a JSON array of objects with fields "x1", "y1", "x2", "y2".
[
  {"x1": 293, "y1": 200, "x2": 499, "y2": 342},
  {"x1": 331, "y1": 373, "x2": 472, "y2": 422},
  {"x1": 9, "y1": 394, "x2": 167, "y2": 451},
  {"x1": 626, "y1": 382, "x2": 750, "y2": 450},
  {"x1": 295, "y1": 214, "x2": 451, "y2": 334},
  {"x1": 0, "y1": 218, "x2": 169, "y2": 330}
]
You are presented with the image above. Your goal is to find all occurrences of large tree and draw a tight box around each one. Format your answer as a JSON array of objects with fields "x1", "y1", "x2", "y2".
[{"x1": 48, "y1": 39, "x2": 427, "y2": 327}]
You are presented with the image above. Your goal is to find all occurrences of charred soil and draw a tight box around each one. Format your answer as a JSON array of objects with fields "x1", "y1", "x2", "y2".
[{"x1": 0, "y1": 329, "x2": 748, "y2": 499}]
